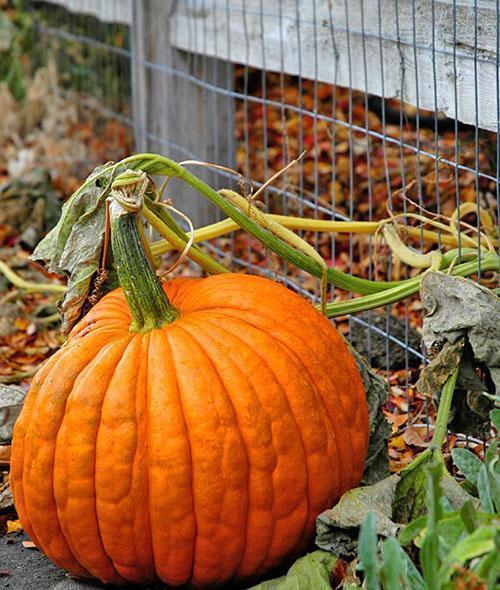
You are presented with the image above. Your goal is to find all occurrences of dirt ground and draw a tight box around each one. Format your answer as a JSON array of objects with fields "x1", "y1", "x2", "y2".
[{"x1": 0, "y1": 534, "x2": 168, "y2": 590}]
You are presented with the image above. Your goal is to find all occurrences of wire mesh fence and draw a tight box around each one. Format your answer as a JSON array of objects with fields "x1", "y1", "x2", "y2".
[{"x1": 24, "y1": 0, "x2": 499, "y2": 455}]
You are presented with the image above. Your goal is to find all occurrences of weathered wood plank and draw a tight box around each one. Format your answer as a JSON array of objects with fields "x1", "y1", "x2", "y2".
[
  {"x1": 131, "y1": 0, "x2": 235, "y2": 227},
  {"x1": 171, "y1": 0, "x2": 499, "y2": 132},
  {"x1": 43, "y1": 0, "x2": 132, "y2": 24}
]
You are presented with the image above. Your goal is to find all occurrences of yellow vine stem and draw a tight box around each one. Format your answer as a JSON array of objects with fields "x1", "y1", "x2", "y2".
[
  {"x1": 150, "y1": 212, "x2": 493, "y2": 258},
  {"x1": 382, "y1": 224, "x2": 443, "y2": 270},
  {"x1": 450, "y1": 202, "x2": 498, "y2": 245},
  {"x1": 141, "y1": 206, "x2": 228, "y2": 276},
  {"x1": 156, "y1": 201, "x2": 195, "y2": 277},
  {"x1": 0, "y1": 260, "x2": 66, "y2": 294},
  {"x1": 219, "y1": 189, "x2": 329, "y2": 315},
  {"x1": 112, "y1": 169, "x2": 227, "y2": 276}
]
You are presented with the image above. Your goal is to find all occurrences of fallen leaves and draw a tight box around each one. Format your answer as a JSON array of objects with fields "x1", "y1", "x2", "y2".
[
  {"x1": 6, "y1": 519, "x2": 22, "y2": 534},
  {"x1": 0, "y1": 61, "x2": 132, "y2": 195}
]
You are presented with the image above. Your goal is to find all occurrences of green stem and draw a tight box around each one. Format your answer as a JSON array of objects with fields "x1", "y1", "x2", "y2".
[
  {"x1": 322, "y1": 252, "x2": 499, "y2": 317},
  {"x1": 109, "y1": 201, "x2": 178, "y2": 332},
  {"x1": 124, "y1": 154, "x2": 399, "y2": 295},
  {"x1": 0, "y1": 260, "x2": 66, "y2": 294},
  {"x1": 431, "y1": 367, "x2": 460, "y2": 451},
  {"x1": 400, "y1": 367, "x2": 460, "y2": 476},
  {"x1": 142, "y1": 203, "x2": 228, "y2": 275},
  {"x1": 124, "y1": 154, "x2": 498, "y2": 298}
]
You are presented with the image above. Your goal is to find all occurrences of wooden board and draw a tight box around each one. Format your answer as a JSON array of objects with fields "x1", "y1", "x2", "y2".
[
  {"x1": 130, "y1": 0, "x2": 235, "y2": 227},
  {"x1": 171, "y1": 0, "x2": 499, "y2": 132}
]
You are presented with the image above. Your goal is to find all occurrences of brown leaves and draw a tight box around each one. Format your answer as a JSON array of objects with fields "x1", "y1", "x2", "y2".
[
  {"x1": 6, "y1": 520, "x2": 22, "y2": 534},
  {"x1": 0, "y1": 62, "x2": 132, "y2": 195}
]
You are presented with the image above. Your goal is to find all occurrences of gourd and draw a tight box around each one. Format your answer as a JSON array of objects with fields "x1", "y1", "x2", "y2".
[{"x1": 10, "y1": 185, "x2": 369, "y2": 587}]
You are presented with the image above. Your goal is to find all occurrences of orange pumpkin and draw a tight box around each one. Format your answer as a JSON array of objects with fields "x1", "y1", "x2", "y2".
[{"x1": 11, "y1": 200, "x2": 368, "y2": 587}]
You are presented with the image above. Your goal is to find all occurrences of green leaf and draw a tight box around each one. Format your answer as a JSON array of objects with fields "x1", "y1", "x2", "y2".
[
  {"x1": 31, "y1": 163, "x2": 124, "y2": 331},
  {"x1": 452, "y1": 448, "x2": 483, "y2": 487},
  {"x1": 485, "y1": 438, "x2": 499, "y2": 467},
  {"x1": 358, "y1": 513, "x2": 380, "y2": 590},
  {"x1": 380, "y1": 537, "x2": 426, "y2": 590},
  {"x1": 420, "y1": 530, "x2": 440, "y2": 589},
  {"x1": 395, "y1": 449, "x2": 477, "y2": 526},
  {"x1": 393, "y1": 459, "x2": 429, "y2": 523},
  {"x1": 435, "y1": 513, "x2": 467, "y2": 556},
  {"x1": 486, "y1": 457, "x2": 500, "y2": 512},
  {"x1": 410, "y1": 511, "x2": 489, "y2": 552},
  {"x1": 247, "y1": 551, "x2": 336, "y2": 590},
  {"x1": 439, "y1": 471, "x2": 478, "y2": 512},
  {"x1": 477, "y1": 465, "x2": 495, "y2": 513},
  {"x1": 316, "y1": 475, "x2": 400, "y2": 558},
  {"x1": 460, "y1": 500, "x2": 478, "y2": 534},
  {"x1": 419, "y1": 459, "x2": 444, "y2": 587},
  {"x1": 437, "y1": 527, "x2": 496, "y2": 586},
  {"x1": 472, "y1": 551, "x2": 498, "y2": 584},
  {"x1": 379, "y1": 538, "x2": 402, "y2": 589},
  {"x1": 427, "y1": 460, "x2": 444, "y2": 528},
  {"x1": 398, "y1": 515, "x2": 427, "y2": 547},
  {"x1": 490, "y1": 408, "x2": 500, "y2": 431}
]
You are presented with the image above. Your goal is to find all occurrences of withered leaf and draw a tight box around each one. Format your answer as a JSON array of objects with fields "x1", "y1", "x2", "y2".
[
  {"x1": 31, "y1": 162, "x2": 124, "y2": 332},
  {"x1": 348, "y1": 342, "x2": 391, "y2": 485}
]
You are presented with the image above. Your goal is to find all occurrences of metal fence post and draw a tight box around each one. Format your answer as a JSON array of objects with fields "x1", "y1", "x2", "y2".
[{"x1": 130, "y1": 0, "x2": 235, "y2": 228}]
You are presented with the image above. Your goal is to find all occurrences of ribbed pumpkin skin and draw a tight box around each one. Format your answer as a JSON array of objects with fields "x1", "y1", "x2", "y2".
[{"x1": 11, "y1": 274, "x2": 368, "y2": 587}]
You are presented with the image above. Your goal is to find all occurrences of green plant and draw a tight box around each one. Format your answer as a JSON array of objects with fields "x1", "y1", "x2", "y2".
[
  {"x1": 357, "y1": 406, "x2": 500, "y2": 589},
  {"x1": 0, "y1": 1, "x2": 33, "y2": 100}
]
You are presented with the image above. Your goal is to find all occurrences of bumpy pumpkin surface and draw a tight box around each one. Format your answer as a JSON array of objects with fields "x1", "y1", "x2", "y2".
[{"x1": 11, "y1": 274, "x2": 368, "y2": 587}]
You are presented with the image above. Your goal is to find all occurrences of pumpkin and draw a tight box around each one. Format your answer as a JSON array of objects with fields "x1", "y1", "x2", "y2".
[{"x1": 11, "y1": 191, "x2": 369, "y2": 587}]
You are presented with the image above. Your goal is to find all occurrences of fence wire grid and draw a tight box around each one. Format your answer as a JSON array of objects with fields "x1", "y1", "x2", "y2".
[{"x1": 25, "y1": 0, "x2": 499, "y2": 452}]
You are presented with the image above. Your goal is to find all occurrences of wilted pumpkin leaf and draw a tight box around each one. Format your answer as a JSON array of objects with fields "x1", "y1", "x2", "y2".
[
  {"x1": 0, "y1": 384, "x2": 25, "y2": 443},
  {"x1": 420, "y1": 271, "x2": 500, "y2": 395},
  {"x1": 247, "y1": 551, "x2": 336, "y2": 590},
  {"x1": 316, "y1": 474, "x2": 400, "y2": 558},
  {"x1": 31, "y1": 162, "x2": 124, "y2": 331},
  {"x1": 0, "y1": 482, "x2": 13, "y2": 511},
  {"x1": 348, "y1": 344, "x2": 391, "y2": 485},
  {"x1": 318, "y1": 453, "x2": 477, "y2": 558},
  {"x1": 416, "y1": 339, "x2": 464, "y2": 398}
]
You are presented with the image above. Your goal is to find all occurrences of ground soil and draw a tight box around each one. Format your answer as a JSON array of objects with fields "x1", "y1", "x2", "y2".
[{"x1": 0, "y1": 534, "x2": 166, "y2": 590}]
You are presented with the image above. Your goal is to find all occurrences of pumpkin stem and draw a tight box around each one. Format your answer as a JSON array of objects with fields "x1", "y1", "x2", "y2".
[{"x1": 109, "y1": 171, "x2": 179, "y2": 332}]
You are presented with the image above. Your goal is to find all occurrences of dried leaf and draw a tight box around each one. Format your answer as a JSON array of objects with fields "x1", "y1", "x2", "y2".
[
  {"x1": 0, "y1": 444, "x2": 10, "y2": 463},
  {"x1": 31, "y1": 163, "x2": 123, "y2": 331},
  {"x1": 0, "y1": 481, "x2": 13, "y2": 511},
  {"x1": 419, "y1": 272, "x2": 499, "y2": 435},
  {"x1": 420, "y1": 271, "x2": 500, "y2": 393},
  {"x1": 403, "y1": 426, "x2": 430, "y2": 449},
  {"x1": 416, "y1": 339, "x2": 464, "y2": 397},
  {"x1": 0, "y1": 384, "x2": 25, "y2": 443},
  {"x1": 6, "y1": 519, "x2": 22, "y2": 534},
  {"x1": 316, "y1": 475, "x2": 400, "y2": 558},
  {"x1": 348, "y1": 343, "x2": 391, "y2": 485}
]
